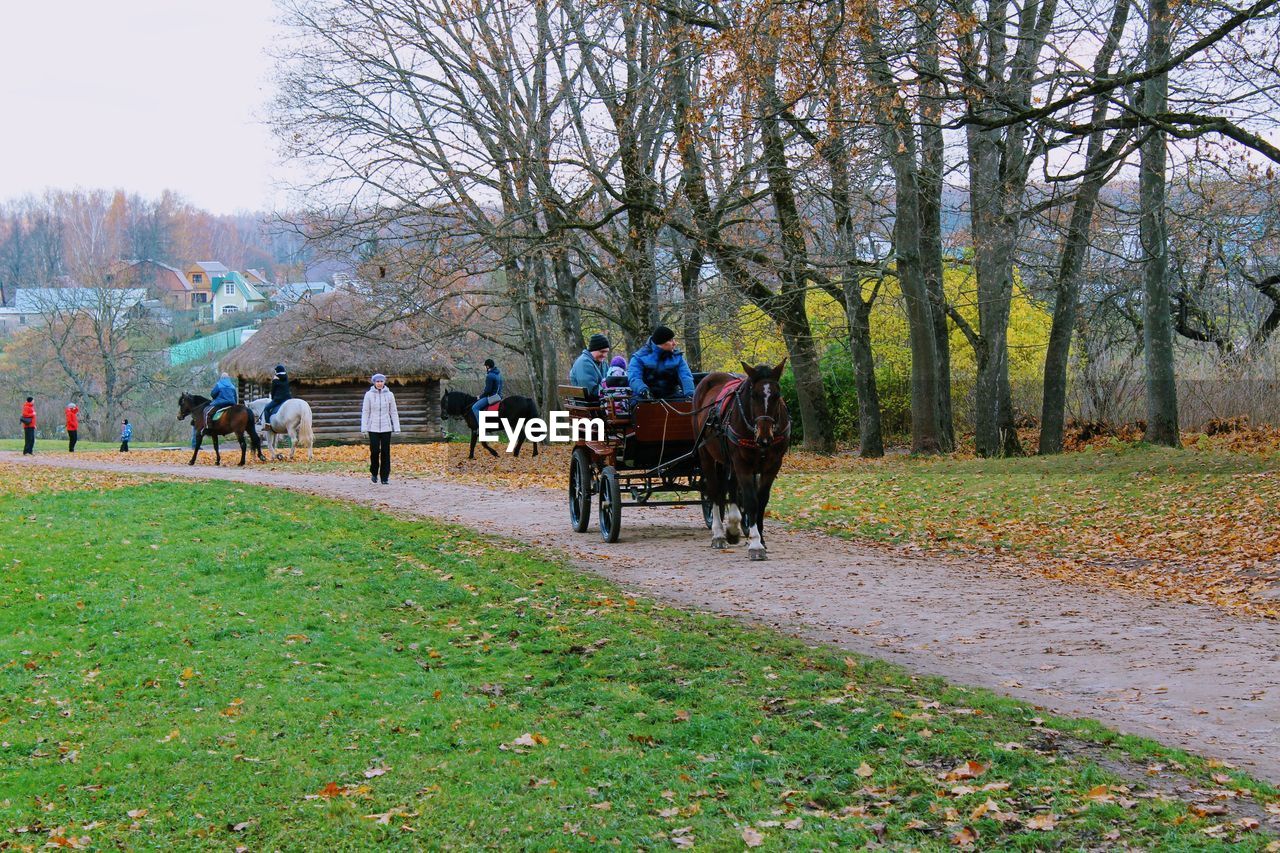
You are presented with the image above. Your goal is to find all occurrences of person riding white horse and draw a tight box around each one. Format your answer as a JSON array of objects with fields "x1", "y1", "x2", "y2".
[
  {"x1": 260, "y1": 364, "x2": 292, "y2": 427},
  {"x1": 247, "y1": 396, "x2": 315, "y2": 460}
]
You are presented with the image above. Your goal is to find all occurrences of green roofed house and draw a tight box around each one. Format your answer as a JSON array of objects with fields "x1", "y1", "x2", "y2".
[{"x1": 211, "y1": 270, "x2": 266, "y2": 317}]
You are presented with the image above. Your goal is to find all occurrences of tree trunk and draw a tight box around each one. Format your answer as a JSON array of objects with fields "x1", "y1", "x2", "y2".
[
  {"x1": 1141, "y1": 0, "x2": 1180, "y2": 446},
  {"x1": 1039, "y1": 0, "x2": 1131, "y2": 454},
  {"x1": 679, "y1": 246, "x2": 704, "y2": 371},
  {"x1": 917, "y1": 0, "x2": 954, "y2": 451},
  {"x1": 847, "y1": 283, "x2": 884, "y2": 457}
]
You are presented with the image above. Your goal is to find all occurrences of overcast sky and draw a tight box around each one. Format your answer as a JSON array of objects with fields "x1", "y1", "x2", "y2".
[{"x1": 0, "y1": 0, "x2": 297, "y2": 214}]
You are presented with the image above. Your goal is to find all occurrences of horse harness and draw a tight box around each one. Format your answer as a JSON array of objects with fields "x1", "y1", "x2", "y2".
[{"x1": 706, "y1": 375, "x2": 790, "y2": 456}]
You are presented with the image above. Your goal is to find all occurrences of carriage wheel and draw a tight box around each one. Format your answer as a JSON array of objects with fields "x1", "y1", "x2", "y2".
[
  {"x1": 569, "y1": 447, "x2": 592, "y2": 533},
  {"x1": 598, "y1": 466, "x2": 622, "y2": 543},
  {"x1": 700, "y1": 487, "x2": 714, "y2": 529}
]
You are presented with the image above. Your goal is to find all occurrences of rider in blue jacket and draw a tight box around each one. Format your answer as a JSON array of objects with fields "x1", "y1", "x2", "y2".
[
  {"x1": 628, "y1": 326, "x2": 694, "y2": 399},
  {"x1": 471, "y1": 359, "x2": 503, "y2": 422}
]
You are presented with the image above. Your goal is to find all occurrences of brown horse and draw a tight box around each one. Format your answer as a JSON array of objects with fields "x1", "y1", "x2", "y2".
[
  {"x1": 693, "y1": 360, "x2": 790, "y2": 560},
  {"x1": 177, "y1": 393, "x2": 264, "y2": 466}
]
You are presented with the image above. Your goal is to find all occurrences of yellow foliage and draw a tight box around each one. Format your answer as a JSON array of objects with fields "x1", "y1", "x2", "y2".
[{"x1": 698, "y1": 266, "x2": 1052, "y2": 380}]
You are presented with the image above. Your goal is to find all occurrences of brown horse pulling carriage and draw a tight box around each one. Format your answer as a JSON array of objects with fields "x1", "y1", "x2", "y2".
[{"x1": 561, "y1": 360, "x2": 789, "y2": 558}]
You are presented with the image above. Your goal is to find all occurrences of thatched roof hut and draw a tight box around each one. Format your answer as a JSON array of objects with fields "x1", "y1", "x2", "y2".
[{"x1": 221, "y1": 291, "x2": 451, "y2": 443}]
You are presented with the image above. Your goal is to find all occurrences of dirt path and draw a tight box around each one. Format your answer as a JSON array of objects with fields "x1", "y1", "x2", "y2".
[{"x1": 11, "y1": 452, "x2": 1280, "y2": 783}]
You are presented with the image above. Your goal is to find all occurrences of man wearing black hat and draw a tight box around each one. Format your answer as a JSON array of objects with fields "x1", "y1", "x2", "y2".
[
  {"x1": 471, "y1": 358, "x2": 504, "y2": 423},
  {"x1": 261, "y1": 364, "x2": 292, "y2": 428},
  {"x1": 569, "y1": 333, "x2": 611, "y2": 399},
  {"x1": 627, "y1": 325, "x2": 694, "y2": 399}
]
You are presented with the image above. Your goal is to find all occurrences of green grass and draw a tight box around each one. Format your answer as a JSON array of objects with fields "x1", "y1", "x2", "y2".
[
  {"x1": 773, "y1": 444, "x2": 1279, "y2": 552},
  {"x1": 0, "y1": 439, "x2": 171, "y2": 452},
  {"x1": 1, "y1": 479, "x2": 1275, "y2": 849}
]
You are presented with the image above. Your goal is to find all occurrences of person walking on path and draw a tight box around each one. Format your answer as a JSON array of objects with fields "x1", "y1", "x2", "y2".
[
  {"x1": 65, "y1": 403, "x2": 79, "y2": 452},
  {"x1": 361, "y1": 373, "x2": 400, "y2": 484},
  {"x1": 20, "y1": 397, "x2": 36, "y2": 455},
  {"x1": 119, "y1": 419, "x2": 132, "y2": 452}
]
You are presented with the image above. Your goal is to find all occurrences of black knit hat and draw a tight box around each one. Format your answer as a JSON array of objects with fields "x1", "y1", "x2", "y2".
[
  {"x1": 651, "y1": 325, "x2": 675, "y2": 345},
  {"x1": 275, "y1": 364, "x2": 286, "y2": 375},
  {"x1": 588, "y1": 333, "x2": 610, "y2": 352},
  {"x1": 484, "y1": 358, "x2": 496, "y2": 369}
]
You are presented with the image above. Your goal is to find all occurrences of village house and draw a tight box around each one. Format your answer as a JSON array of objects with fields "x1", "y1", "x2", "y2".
[
  {"x1": 210, "y1": 270, "x2": 267, "y2": 317},
  {"x1": 221, "y1": 290, "x2": 450, "y2": 443}
]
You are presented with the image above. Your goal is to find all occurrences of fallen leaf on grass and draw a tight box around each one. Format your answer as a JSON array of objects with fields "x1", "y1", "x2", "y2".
[
  {"x1": 945, "y1": 760, "x2": 987, "y2": 781},
  {"x1": 364, "y1": 807, "x2": 418, "y2": 825},
  {"x1": 228, "y1": 820, "x2": 255, "y2": 832},
  {"x1": 784, "y1": 817, "x2": 803, "y2": 830},
  {"x1": 673, "y1": 709, "x2": 691, "y2": 722},
  {"x1": 856, "y1": 761, "x2": 875, "y2": 778},
  {"x1": 1025, "y1": 813, "x2": 1057, "y2": 831},
  {"x1": 950, "y1": 826, "x2": 979, "y2": 847},
  {"x1": 157, "y1": 729, "x2": 180, "y2": 743},
  {"x1": 46, "y1": 837, "x2": 91, "y2": 850},
  {"x1": 742, "y1": 826, "x2": 765, "y2": 847},
  {"x1": 1086, "y1": 784, "x2": 1113, "y2": 802},
  {"x1": 363, "y1": 766, "x2": 389, "y2": 779},
  {"x1": 126, "y1": 809, "x2": 147, "y2": 819},
  {"x1": 1191, "y1": 803, "x2": 1229, "y2": 817}
]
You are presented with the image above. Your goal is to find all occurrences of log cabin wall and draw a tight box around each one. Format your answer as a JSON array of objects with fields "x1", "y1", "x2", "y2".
[{"x1": 238, "y1": 378, "x2": 444, "y2": 443}]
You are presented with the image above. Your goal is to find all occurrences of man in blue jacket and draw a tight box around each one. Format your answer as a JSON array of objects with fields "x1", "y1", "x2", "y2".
[
  {"x1": 628, "y1": 325, "x2": 694, "y2": 399},
  {"x1": 205, "y1": 372, "x2": 238, "y2": 427},
  {"x1": 569, "y1": 334, "x2": 610, "y2": 399},
  {"x1": 471, "y1": 359, "x2": 503, "y2": 423}
]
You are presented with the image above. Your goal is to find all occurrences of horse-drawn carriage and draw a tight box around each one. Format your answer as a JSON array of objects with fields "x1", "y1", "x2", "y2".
[
  {"x1": 559, "y1": 382, "x2": 714, "y2": 543},
  {"x1": 560, "y1": 358, "x2": 790, "y2": 558}
]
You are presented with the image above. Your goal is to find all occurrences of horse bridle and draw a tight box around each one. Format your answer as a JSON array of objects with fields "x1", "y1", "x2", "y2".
[{"x1": 724, "y1": 375, "x2": 790, "y2": 451}]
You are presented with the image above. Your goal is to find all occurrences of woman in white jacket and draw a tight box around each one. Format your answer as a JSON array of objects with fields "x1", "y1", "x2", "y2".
[{"x1": 361, "y1": 373, "x2": 401, "y2": 484}]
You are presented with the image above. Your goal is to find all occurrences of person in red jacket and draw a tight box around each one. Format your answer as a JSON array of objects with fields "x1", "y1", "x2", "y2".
[
  {"x1": 65, "y1": 402, "x2": 79, "y2": 452},
  {"x1": 20, "y1": 397, "x2": 36, "y2": 455}
]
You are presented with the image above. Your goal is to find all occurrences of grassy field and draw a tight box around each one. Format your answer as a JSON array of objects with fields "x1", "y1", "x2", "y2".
[
  {"x1": 1, "y1": 470, "x2": 1276, "y2": 849},
  {"x1": 0, "y1": 439, "x2": 171, "y2": 453},
  {"x1": 767, "y1": 443, "x2": 1280, "y2": 618}
]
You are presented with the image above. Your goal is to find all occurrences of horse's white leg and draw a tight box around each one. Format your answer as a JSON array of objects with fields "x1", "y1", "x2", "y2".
[
  {"x1": 287, "y1": 425, "x2": 297, "y2": 461},
  {"x1": 709, "y1": 505, "x2": 727, "y2": 549},
  {"x1": 725, "y1": 503, "x2": 743, "y2": 543},
  {"x1": 746, "y1": 521, "x2": 766, "y2": 561}
]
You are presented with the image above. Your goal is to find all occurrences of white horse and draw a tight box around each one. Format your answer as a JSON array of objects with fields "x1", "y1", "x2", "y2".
[{"x1": 247, "y1": 397, "x2": 314, "y2": 461}]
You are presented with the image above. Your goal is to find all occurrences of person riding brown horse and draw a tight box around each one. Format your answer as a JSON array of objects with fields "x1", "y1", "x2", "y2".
[
  {"x1": 178, "y1": 392, "x2": 264, "y2": 467},
  {"x1": 693, "y1": 360, "x2": 790, "y2": 560}
]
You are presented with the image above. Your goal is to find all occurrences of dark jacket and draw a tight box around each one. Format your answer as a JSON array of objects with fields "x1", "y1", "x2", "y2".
[
  {"x1": 627, "y1": 341, "x2": 694, "y2": 398},
  {"x1": 480, "y1": 366, "x2": 503, "y2": 399},
  {"x1": 270, "y1": 375, "x2": 292, "y2": 403}
]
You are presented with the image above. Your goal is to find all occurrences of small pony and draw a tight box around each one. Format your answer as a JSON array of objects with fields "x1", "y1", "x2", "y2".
[
  {"x1": 177, "y1": 392, "x2": 265, "y2": 467},
  {"x1": 440, "y1": 390, "x2": 541, "y2": 458},
  {"x1": 247, "y1": 397, "x2": 315, "y2": 461},
  {"x1": 693, "y1": 360, "x2": 790, "y2": 560}
]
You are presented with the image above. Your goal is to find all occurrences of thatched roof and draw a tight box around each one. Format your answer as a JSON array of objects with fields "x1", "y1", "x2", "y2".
[{"x1": 220, "y1": 290, "x2": 451, "y2": 384}]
